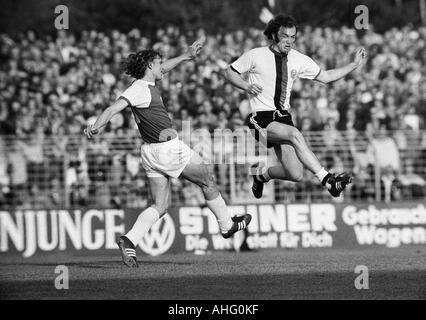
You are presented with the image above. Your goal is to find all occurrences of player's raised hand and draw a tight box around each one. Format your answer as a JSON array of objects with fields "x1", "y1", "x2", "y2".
[
  {"x1": 84, "y1": 124, "x2": 99, "y2": 139},
  {"x1": 186, "y1": 40, "x2": 204, "y2": 59},
  {"x1": 246, "y1": 83, "x2": 263, "y2": 96},
  {"x1": 354, "y1": 47, "x2": 367, "y2": 67}
]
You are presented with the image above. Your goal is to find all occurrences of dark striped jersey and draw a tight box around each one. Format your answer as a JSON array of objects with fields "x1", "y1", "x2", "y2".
[
  {"x1": 230, "y1": 46, "x2": 321, "y2": 112},
  {"x1": 119, "y1": 80, "x2": 177, "y2": 143}
]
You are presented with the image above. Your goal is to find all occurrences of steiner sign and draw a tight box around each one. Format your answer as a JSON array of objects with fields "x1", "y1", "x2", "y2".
[{"x1": 178, "y1": 204, "x2": 337, "y2": 250}]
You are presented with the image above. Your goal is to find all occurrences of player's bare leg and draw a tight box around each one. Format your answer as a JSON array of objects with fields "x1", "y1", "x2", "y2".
[
  {"x1": 251, "y1": 143, "x2": 303, "y2": 198},
  {"x1": 118, "y1": 175, "x2": 170, "y2": 268},
  {"x1": 266, "y1": 122, "x2": 324, "y2": 173},
  {"x1": 180, "y1": 153, "x2": 251, "y2": 238},
  {"x1": 252, "y1": 122, "x2": 352, "y2": 198}
]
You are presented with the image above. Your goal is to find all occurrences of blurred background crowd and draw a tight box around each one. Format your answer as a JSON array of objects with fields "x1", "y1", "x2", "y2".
[
  {"x1": 1, "y1": 25, "x2": 425, "y2": 136},
  {"x1": 0, "y1": 0, "x2": 425, "y2": 208}
]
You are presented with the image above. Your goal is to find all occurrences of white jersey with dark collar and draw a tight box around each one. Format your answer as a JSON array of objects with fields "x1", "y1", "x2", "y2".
[{"x1": 230, "y1": 46, "x2": 321, "y2": 113}]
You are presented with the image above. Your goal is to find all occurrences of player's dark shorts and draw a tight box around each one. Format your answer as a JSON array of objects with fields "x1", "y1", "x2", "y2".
[{"x1": 246, "y1": 110, "x2": 295, "y2": 148}]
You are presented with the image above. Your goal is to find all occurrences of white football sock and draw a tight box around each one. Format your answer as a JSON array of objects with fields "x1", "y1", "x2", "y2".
[
  {"x1": 233, "y1": 228, "x2": 246, "y2": 252},
  {"x1": 206, "y1": 194, "x2": 233, "y2": 233},
  {"x1": 125, "y1": 206, "x2": 160, "y2": 247},
  {"x1": 260, "y1": 167, "x2": 271, "y2": 182},
  {"x1": 315, "y1": 167, "x2": 329, "y2": 184}
]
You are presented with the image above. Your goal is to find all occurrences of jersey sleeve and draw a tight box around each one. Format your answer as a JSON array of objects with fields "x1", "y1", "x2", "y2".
[
  {"x1": 119, "y1": 83, "x2": 150, "y2": 108},
  {"x1": 230, "y1": 49, "x2": 256, "y2": 74},
  {"x1": 297, "y1": 54, "x2": 321, "y2": 80}
]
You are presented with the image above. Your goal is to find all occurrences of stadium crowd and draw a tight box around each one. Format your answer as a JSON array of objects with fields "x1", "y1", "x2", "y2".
[{"x1": 0, "y1": 24, "x2": 425, "y2": 208}]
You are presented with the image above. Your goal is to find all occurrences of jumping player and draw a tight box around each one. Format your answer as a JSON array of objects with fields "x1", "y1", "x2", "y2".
[
  {"x1": 84, "y1": 41, "x2": 251, "y2": 267},
  {"x1": 224, "y1": 14, "x2": 366, "y2": 199}
]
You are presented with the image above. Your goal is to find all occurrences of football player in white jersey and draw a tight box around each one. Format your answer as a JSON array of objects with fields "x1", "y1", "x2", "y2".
[{"x1": 224, "y1": 14, "x2": 366, "y2": 199}]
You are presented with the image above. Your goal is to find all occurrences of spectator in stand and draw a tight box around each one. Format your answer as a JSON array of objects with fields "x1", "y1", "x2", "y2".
[
  {"x1": 366, "y1": 121, "x2": 401, "y2": 202},
  {"x1": 397, "y1": 158, "x2": 426, "y2": 199},
  {"x1": 19, "y1": 130, "x2": 45, "y2": 191},
  {"x1": 347, "y1": 129, "x2": 375, "y2": 201},
  {"x1": 0, "y1": 137, "x2": 11, "y2": 206},
  {"x1": 7, "y1": 139, "x2": 28, "y2": 207}
]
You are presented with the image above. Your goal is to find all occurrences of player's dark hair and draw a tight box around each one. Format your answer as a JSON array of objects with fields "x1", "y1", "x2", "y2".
[
  {"x1": 120, "y1": 49, "x2": 162, "y2": 79},
  {"x1": 264, "y1": 14, "x2": 298, "y2": 42}
]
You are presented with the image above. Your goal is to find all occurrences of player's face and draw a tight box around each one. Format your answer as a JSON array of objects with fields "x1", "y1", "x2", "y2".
[
  {"x1": 275, "y1": 26, "x2": 297, "y2": 54},
  {"x1": 151, "y1": 57, "x2": 163, "y2": 80}
]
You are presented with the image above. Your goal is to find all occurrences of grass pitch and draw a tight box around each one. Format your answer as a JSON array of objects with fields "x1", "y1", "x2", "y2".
[{"x1": 0, "y1": 246, "x2": 425, "y2": 300}]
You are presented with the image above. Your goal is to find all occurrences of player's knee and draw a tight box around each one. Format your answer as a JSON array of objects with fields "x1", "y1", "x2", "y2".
[
  {"x1": 291, "y1": 169, "x2": 304, "y2": 182},
  {"x1": 202, "y1": 173, "x2": 218, "y2": 194},
  {"x1": 206, "y1": 174, "x2": 218, "y2": 190}
]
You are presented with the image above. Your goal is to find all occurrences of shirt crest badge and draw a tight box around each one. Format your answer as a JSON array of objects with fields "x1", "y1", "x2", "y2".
[{"x1": 291, "y1": 69, "x2": 298, "y2": 80}]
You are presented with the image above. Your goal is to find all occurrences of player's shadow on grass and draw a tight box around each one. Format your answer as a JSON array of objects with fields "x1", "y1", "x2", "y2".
[
  {"x1": 0, "y1": 260, "x2": 195, "y2": 268},
  {"x1": 0, "y1": 261, "x2": 121, "y2": 268},
  {"x1": 138, "y1": 260, "x2": 194, "y2": 265}
]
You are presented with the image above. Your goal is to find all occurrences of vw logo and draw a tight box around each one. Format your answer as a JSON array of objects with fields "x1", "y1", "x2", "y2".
[{"x1": 139, "y1": 214, "x2": 175, "y2": 256}]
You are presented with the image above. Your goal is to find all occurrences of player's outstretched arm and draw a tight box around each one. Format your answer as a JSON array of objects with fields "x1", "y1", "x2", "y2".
[
  {"x1": 315, "y1": 47, "x2": 366, "y2": 84},
  {"x1": 223, "y1": 67, "x2": 263, "y2": 95},
  {"x1": 160, "y1": 40, "x2": 203, "y2": 74},
  {"x1": 84, "y1": 98, "x2": 128, "y2": 139}
]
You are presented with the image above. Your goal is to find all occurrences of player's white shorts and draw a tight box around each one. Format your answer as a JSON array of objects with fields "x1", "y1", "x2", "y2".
[{"x1": 140, "y1": 137, "x2": 195, "y2": 178}]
